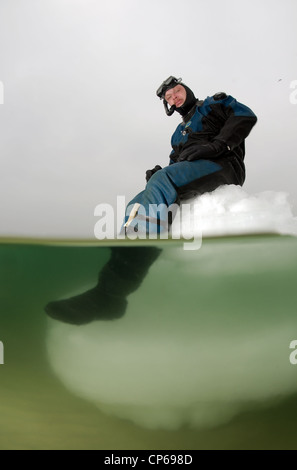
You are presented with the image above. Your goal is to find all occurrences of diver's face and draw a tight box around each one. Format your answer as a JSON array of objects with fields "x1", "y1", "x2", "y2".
[{"x1": 164, "y1": 85, "x2": 187, "y2": 108}]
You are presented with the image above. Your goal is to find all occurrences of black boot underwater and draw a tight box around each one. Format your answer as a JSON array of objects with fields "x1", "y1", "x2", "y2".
[{"x1": 45, "y1": 246, "x2": 161, "y2": 325}]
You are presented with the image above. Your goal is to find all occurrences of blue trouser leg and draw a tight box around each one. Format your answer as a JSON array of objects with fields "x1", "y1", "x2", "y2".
[{"x1": 123, "y1": 160, "x2": 223, "y2": 235}]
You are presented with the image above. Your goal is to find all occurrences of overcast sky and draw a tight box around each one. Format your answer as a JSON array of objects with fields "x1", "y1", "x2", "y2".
[{"x1": 0, "y1": 0, "x2": 296, "y2": 238}]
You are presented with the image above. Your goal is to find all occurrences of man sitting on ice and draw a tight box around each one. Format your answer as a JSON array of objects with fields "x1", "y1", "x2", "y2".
[
  {"x1": 45, "y1": 77, "x2": 257, "y2": 325},
  {"x1": 124, "y1": 76, "x2": 257, "y2": 235}
]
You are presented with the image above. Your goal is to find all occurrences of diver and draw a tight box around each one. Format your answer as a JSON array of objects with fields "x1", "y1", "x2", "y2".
[
  {"x1": 45, "y1": 76, "x2": 257, "y2": 324},
  {"x1": 124, "y1": 76, "x2": 257, "y2": 234}
]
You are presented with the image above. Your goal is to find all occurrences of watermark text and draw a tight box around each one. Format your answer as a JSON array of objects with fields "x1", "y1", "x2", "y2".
[
  {"x1": 0, "y1": 81, "x2": 3, "y2": 105},
  {"x1": 289, "y1": 80, "x2": 297, "y2": 104},
  {"x1": 289, "y1": 340, "x2": 297, "y2": 365},
  {"x1": 0, "y1": 341, "x2": 4, "y2": 365},
  {"x1": 94, "y1": 196, "x2": 202, "y2": 251}
]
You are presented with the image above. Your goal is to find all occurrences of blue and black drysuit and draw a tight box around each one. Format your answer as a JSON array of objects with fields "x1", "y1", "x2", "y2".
[
  {"x1": 124, "y1": 92, "x2": 257, "y2": 234},
  {"x1": 45, "y1": 93, "x2": 257, "y2": 324}
]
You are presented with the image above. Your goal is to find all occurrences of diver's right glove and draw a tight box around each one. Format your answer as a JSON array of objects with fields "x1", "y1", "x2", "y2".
[{"x1": 145, "y1": 165, "x2": 162, "y2": 183}]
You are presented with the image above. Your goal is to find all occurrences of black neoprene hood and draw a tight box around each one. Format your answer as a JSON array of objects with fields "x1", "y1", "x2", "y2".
[{"x1": 156, "y1": 76, "x2": 197, "y2": 117}]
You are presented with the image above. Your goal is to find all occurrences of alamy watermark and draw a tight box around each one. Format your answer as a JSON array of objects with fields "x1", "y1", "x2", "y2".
[
  {"x1": 289, "y1": 340, "x2": 297, "y2": 365},
  {"x1": 0, "y1": 341, "x2": 4, "y2": 365},
  {"x1": 289, "y1": 80, "x2": 297, "y2": 104},
  {"x1": 0, "y1": 81, "x2": 3, "y2": 105},
  {"x1": 94, "y1": 196, "x2": 202, "y2": 251}
]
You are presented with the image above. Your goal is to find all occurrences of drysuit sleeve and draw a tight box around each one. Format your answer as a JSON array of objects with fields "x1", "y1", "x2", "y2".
[{"x1": 210, "y1": 93, "x2": 257, "y2": 151}]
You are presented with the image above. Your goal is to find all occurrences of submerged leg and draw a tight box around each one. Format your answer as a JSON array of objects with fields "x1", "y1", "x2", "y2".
[{"x1": 45, "y1": 246, "x2": 161, "y2": 325}]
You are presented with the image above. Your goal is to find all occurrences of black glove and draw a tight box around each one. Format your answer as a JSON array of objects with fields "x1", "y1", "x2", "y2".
[
  {"x1": 146, "y1": 165, "x2": 162, "y2": 182},
  {"x1": 178, "y1": 140, "x2": 227, "y2": 162},
  {"x1": 169, "y1": 152, "x2": 179, "y2": 163}
]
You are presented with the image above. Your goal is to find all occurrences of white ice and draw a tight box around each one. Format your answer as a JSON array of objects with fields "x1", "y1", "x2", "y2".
[
  {"x1": 46, "y1": 185, "x2": 297, "y2": 430},
  {"x1": 171, "y1": 184, "x2": 297, "y2": 239}
]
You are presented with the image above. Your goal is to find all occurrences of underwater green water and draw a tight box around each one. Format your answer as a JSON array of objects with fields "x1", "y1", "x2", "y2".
[{"x1": 0, "y1": 235, "x2": 297, "y2": 450}]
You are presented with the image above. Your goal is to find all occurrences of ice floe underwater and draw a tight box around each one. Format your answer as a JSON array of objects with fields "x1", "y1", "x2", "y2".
[{"x1": 45, "y1": 185, "x2": 297, "y2": 431}]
